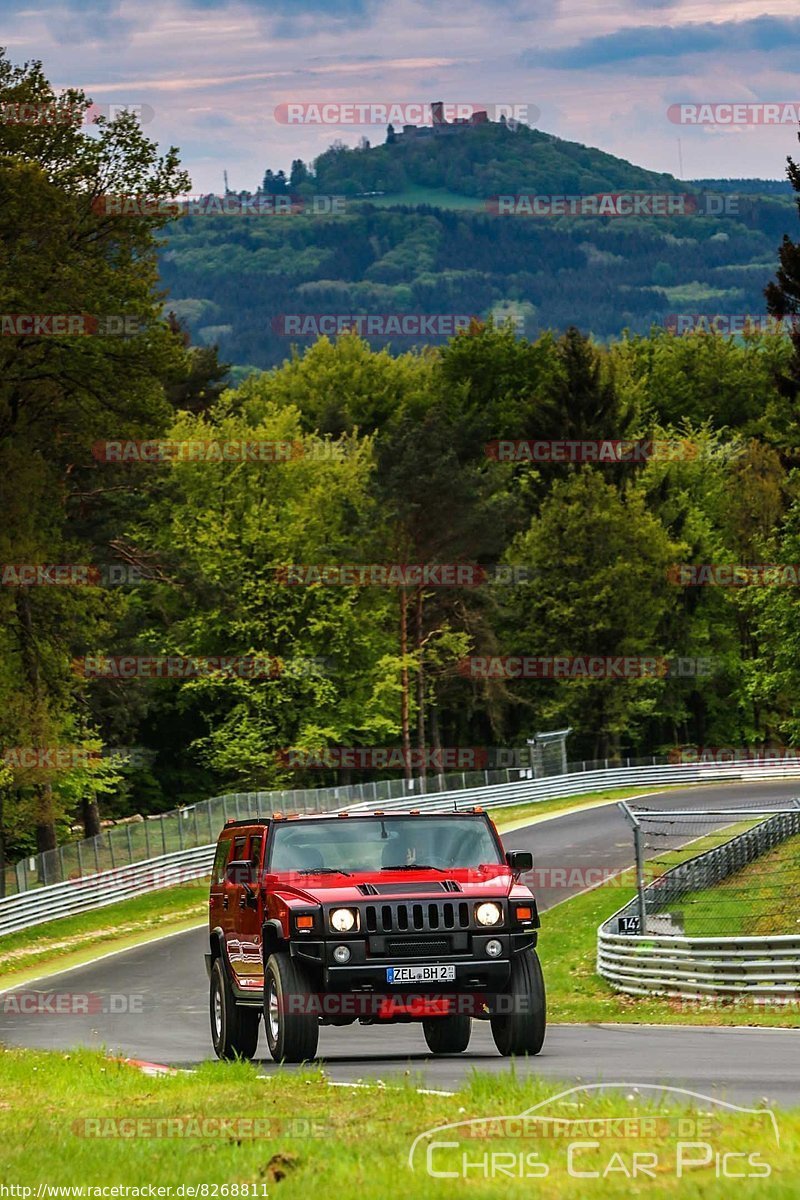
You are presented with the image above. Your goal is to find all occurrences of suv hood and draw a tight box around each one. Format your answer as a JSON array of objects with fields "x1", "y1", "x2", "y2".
[{"x1": 268, "y1": 863, "x2": 517, "y2": 905}]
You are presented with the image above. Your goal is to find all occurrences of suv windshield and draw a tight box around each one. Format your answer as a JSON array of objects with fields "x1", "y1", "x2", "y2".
[{"x1": 267, "y1": 816, "x2": 503, "y2": 874}]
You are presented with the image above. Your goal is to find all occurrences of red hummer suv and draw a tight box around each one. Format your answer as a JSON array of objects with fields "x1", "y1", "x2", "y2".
[{"x1": 206, "y1": 809, "x2": 544, "y2": 1062}]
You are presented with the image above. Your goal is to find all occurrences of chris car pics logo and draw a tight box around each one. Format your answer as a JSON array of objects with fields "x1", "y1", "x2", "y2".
[{"x1": 408, "y1": 1084, "x2": 778, "y2": 1181}]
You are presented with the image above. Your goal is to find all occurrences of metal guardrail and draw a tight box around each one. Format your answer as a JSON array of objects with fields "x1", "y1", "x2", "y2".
[
  {"x1": 3, "y1": 757, "x2": 800, "y2": 938},
  {"x1": 1, "y1": 728, "x2": 573, "y2": 898},
  {"x1": 597, "y1": 810, "x2": 800, "y2": 999},
  {"x1": 0, "y1": 845, "x2": 216, "y2": 938},
  {"x1": 597, "y1": 931, "x2": 800, "y2": 999},
  {"x1": 345, "y1": 759, "x2": 800, "y2": 813}
]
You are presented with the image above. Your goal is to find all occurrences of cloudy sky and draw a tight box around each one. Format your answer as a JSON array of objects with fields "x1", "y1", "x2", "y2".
[{"x1": 4, "y1": 0, "x2": 800, "y2": 191}]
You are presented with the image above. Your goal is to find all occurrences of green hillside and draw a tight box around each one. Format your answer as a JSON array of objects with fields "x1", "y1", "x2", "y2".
[{"x1": 309, "y1": 121, "x2": 680, "y2": 198}]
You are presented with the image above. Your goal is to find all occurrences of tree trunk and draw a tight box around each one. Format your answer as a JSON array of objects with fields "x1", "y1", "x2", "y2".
[
  {"x1": 399, "y1": 587, "x2": 411, "y2": 782},
  {"x1": 0, "y1": 787, "x2": 5, "y2": 898},
  {"x1": 36, "y1": 787, "x2": 59, "y2": 884},
  {"x1": 430, "y1": 704, "x2": 444, "y2": 792},
  {"x1": 415, "y1": 588, "x2": 427, "y2": 792},
  {"x1": 82, "y1": 795, "x2": 102, "y2": 839},
  {"x1": 15, "y1": 591, "x2": 58, "y2": 865}
]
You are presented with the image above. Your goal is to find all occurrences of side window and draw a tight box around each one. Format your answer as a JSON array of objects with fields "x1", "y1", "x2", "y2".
[
  {"x1": 232, "y1": 836, "x2": 246, "y2": 864},
  {"x1": 250, "y1": 835, "x2": 263, "y2": 872},
  {"x1": 211, "y1": 838, "x2": 231, "y2": 884}
]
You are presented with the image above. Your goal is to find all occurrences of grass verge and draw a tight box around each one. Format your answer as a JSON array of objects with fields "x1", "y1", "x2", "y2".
[
  {"x1": 540, "y1": 844, "x2": 798, "y2": 1026},
  {"x1": 0, "y1": 883, "x2": 208, "y2": 987},
  {"x1": 0, "y1": 1047, "x2": 796, "y2": 1196},
  {"x1": 680, "y1": 834, "x2": 800, "y2": 937}
]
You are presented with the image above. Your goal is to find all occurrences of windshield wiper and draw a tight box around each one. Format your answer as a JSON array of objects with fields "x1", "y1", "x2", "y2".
[
  {"x1": 294, "y1": 867, "x2": 352, "y2": 876},
  {"x1": 380, "y1": 864, "x2": 447, "y2": 872}
]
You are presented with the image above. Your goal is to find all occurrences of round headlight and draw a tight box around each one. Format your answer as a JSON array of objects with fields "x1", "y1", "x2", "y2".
[
  {"x1": 475, "y1": 902, "x2": 502, "y2": 927},
  {"x1": 333, "y1": 945, "x2": 351, "y2": 964},
  {"x1": 331, "y1": 907, "x2": 357, "y2": 932},
  {"x1": 486, "y1": 939, "x2": 503, "y2": 958}
]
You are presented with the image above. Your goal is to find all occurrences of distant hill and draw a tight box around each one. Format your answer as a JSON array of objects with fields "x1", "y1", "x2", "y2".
[
  {"x1": 688, "y1": 178, "x2": 792, "y2": 195},
  {"x1": 159, "y1": 124, "x2": 796, "y2": 370},
  {"x1": 309, "y1": 121, "x2": 680, "y2": 198}
]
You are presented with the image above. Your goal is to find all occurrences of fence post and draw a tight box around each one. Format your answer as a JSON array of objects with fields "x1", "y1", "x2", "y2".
[
  {"x1": 77, "y1": 840, "x2": 84, "y2": 877},
  {"x1": 144, "y1": 820, "x2": 151, "y2": 859},
  {"x1": 161, "y1": 814, "x2": 167, "y2": 855},
  {"x1": 126, "y1": 824, "x2": 134, "y2": 864},
  {"x1": 93, "y1": 836, "x2": 100, "y2": 874},
  {"x1": 178, "y1": 811, "x2": 184, "y2": 850},
  {"x1": 108, "y1": 831, "x2": 116, "y2": 870},
  {"x1": 618, "y1": 802, "x2": 647, "y2": 934}
]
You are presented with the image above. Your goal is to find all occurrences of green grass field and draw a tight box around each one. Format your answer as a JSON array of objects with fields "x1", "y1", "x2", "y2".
[
  {"x1": 0, "y1": 1048, "x2": 796, "y2": 1196},
  {"x1": 351, "y1": 184, "x2": 484, "y2": 210},
  {"x1": 678, "y1": 834, "x2": 800, "y2": 937}
]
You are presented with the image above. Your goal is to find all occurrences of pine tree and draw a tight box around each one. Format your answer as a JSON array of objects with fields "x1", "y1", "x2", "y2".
[{"x1": 765, "y1": 134, "x2": 800, "y2": 397}]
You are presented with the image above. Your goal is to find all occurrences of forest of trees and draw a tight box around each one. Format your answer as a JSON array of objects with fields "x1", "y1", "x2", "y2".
[
  {"x1": 6, "y1": 51, "x2": 800, "y2": 882},
  {"x1": 161, "y1": 191, "x2": 795, "y2": 369}
]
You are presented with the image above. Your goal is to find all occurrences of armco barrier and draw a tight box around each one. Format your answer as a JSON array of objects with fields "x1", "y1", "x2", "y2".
[
  {"x1": 597, "y1": 810, "x2": 800, "y2": 1000},
  {"x1": 2, "y1": 757, "x2": 800, "y2": 937},
  {"x1": 0, "y1": 845, "x2": 216, "y2": 938},
  {"x1": 597, "y1": 931, "x2": 800, "y2": 999}
]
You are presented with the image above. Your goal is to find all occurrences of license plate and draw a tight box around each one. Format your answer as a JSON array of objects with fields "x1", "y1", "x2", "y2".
[{"x1": 386, "y1": 964, "x2": 456, "y2": 984}]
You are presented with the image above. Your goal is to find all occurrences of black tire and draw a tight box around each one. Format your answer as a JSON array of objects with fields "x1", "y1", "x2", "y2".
[
  {"x1": 422, "y1": 1014, "x2": 472, "y2": 1054},
  {"x1": 210, "y1": 957, "x2": 260, "y2": 1060},
  {"x1": 490, "y1": 948, "x2": 546, "y2": 1057},
  {"x1": 264, "y1": 952, "x2": 320, "y2": 1063}
]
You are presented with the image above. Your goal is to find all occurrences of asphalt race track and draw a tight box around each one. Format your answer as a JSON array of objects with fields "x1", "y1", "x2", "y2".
[{"x1": 1, "y1": 779, "x2": 798, "y2": 1104}]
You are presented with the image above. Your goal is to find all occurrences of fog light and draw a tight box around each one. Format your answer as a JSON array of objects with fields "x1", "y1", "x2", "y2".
[
  {"x1": 333, "y1": 945, "x2": 351, "y2": 964},
  {"x1": 486, "y1": 939, "x2": 502, "y2": 958}
]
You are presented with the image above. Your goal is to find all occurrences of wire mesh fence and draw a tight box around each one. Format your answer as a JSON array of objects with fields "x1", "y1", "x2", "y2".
[
  {"x1": 620, "y1": 801, "x2": 800, "y2": 937},
  {"x1": 1, "y1": 729, "x2": 586, "y2": 896}
]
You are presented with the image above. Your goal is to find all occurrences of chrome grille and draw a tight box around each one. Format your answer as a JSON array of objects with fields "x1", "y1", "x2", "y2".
[{"x1": 364, "y1": 900, "x2": 470, "y2": 934}]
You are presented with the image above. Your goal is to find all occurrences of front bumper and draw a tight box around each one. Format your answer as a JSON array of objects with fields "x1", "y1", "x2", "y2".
[{"x1": 291, "y1": 929, "x2": 536, "y2": 992}]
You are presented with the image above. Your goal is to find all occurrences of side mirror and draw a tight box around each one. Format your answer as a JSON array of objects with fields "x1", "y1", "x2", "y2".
[
  {"x1": 506, "y1": 850, "x2": 533, "y2": 874},
  {"x1": 225, "y1": 859, "x2": 255, "y2": 886}
]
